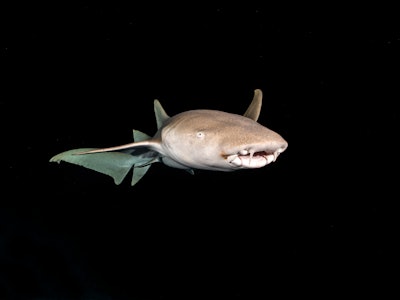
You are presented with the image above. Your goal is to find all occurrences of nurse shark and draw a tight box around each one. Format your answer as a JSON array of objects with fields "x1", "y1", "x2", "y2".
[{"x1": 50, "y1": 89, "x2": 288, "y2": 186}]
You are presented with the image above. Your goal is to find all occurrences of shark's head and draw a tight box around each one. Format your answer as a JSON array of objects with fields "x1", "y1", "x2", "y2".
[
  {"x1": 153, "y1": 89, "x2": 288, "y2": 172},
  {"x1": 158, "y1": 109, "x2": 287, "y2": 171}
]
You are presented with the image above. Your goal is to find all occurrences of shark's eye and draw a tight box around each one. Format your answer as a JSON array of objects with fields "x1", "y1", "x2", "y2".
[{"x1": 196, "y1": 131, "x2": 205, "y2": 138}]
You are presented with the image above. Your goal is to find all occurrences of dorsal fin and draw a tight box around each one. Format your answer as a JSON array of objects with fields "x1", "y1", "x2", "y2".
[
  {"x1": 154, "y1": 99, "x2": 170, "y2": 129},
  {"x1": 243, "y1": 89, "x2": 263, "y2": 121}
]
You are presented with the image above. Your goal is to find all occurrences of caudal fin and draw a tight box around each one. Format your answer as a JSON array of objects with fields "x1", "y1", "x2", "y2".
[{"x1": 49, "y1": 130, "x2": 158, "y2": 186}]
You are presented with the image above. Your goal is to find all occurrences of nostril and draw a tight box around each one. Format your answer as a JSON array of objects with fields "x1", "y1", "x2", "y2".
[
  {"x1": 280, "y1": 141, "x2": 288, "y2": 152},
  {"x1": 239, "y1": 149, "x2": 249, "y2": 155}
]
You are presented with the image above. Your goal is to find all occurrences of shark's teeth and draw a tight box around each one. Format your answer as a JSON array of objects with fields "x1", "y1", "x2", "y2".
[{"x1": 239, "y1": 149, "x2": 249, "y2": 155}]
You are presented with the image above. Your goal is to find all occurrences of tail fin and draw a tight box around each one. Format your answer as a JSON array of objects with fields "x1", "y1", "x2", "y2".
[{"x1": 49, "y1": 130, "x2": 157, "y2": 186}]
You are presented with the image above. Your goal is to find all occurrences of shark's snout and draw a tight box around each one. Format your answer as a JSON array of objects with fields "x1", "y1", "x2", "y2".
[{"x1": 226, "y1": 140, "x2": 288, "y2": 169}]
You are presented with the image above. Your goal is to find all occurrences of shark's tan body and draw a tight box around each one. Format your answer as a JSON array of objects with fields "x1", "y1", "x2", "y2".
[{"x1": 50, "y1": 89, "x2": 288, "y2": 186}]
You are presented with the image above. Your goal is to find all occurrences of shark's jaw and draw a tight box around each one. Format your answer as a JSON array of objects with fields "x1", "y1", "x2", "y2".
[{"x1": 224, "y1": 145, "x2": 287, "y2": 169}]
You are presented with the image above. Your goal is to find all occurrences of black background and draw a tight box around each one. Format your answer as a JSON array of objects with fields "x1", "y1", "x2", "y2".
[{"x1": 1, "y1": 3, "x2": 398, "y2": 300}]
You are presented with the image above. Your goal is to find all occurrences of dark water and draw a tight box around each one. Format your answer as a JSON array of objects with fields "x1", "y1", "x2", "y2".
[{"x1": 1, "y1": 4, "x2": 397, "y2": 299}]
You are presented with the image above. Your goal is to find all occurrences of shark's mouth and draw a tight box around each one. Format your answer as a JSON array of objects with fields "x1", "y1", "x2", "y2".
[{"x1": 226, "y1": 149, "x2": 283, "y2": 168}]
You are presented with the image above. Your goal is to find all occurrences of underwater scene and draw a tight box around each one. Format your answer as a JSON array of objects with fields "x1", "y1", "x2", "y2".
[{"x1": 1, "y1": 4, "x2": 397, "y2": 299}]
